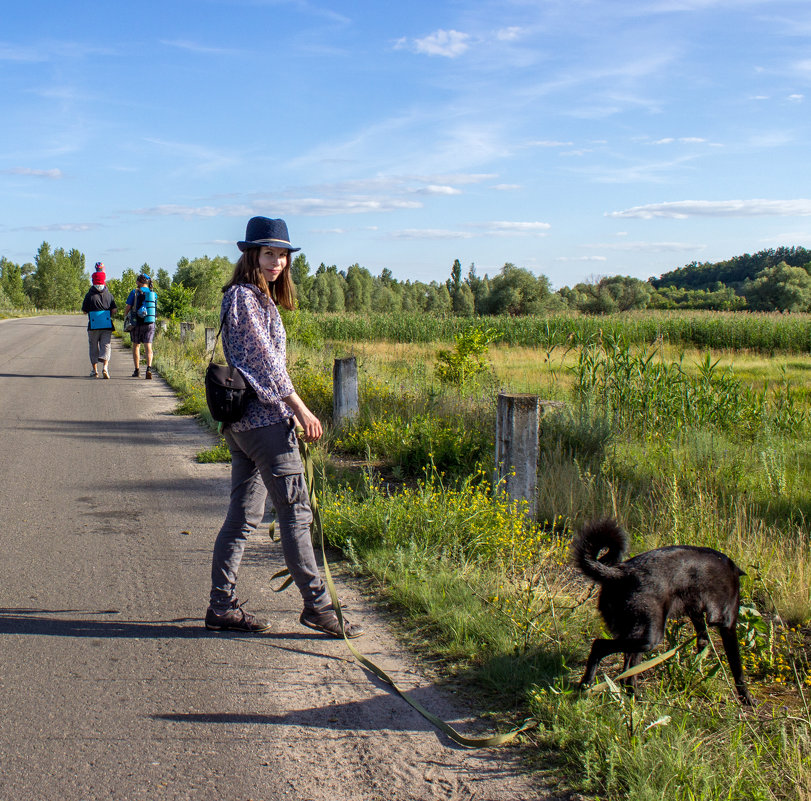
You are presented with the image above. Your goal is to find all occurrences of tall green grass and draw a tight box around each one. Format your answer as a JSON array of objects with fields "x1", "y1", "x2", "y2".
[{"x1": 308, "y1": 309, "x2": 811, "y2": 352}]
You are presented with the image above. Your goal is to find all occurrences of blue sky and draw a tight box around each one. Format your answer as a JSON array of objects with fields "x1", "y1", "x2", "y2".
[{"x1": 1, "y1": 0, "x2": 810, "y2": 288}]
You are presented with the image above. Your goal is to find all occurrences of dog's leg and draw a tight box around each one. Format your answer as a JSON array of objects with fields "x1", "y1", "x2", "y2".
[
  {"x1": 621, "y1": 652, "x2": 643, "y2": 695},
  {"x1": 580, "y1": 638, "x2": 618, "y2": 687},
  {"x1": 718, "y1": 625, "x2": 755, "y2": 705},
  {"x1": 580, "y1": 637, "x2": 657, "y2": 689},
  {"x1": 690, "y1": 613, "x2": 710, "y2": 653}
]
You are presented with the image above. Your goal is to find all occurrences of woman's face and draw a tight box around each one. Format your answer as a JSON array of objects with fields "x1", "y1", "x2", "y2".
[{"x1": 258, "y1": 246, "x2": 289, "y2": 284}]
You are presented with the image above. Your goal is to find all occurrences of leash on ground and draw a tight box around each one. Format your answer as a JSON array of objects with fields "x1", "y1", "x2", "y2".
[
  {"x1": 271, "y1": 432, "x2": 701, "y2": 742},
  {"x1": 268, "y1": 431, "x2": 537, "y2": 748},
  {"x1": 585, "y1": 635, "x2": 701, "y2": 696}
]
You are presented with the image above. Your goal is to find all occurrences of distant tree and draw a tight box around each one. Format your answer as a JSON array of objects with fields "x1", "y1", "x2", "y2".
[
  {"x1": 464, "y1": 263, "x2": 490, "y2": 314},
  {"x1": 290, "y1": 253, "x2": 312, "y2": 310},
  {"x1": 0, "y1": 257, "x2": 30, "y2": 306},
  {"x1": 308, "y1": 267, "x2": 346, "y2": 312},
  {"x1": 173, "y1": 255, "x2": 233, "y2": 309},
  {"x1": 570, "y1": 275, "x2": 651, "y2": 314},
  {"x1": 743, "y1": 261, "x2": 811, "y2": 312},
  {"x1": 371, "y1": 282, "x2": 401, "y2": 313},
  {"x1": 159, "y1": 283, "x2": 195, "y2": 319},
  {"x1": 155, "y1": 268, "x2": 172, "y2": 294},
  {"x1": 424, "y1": 282, "x2": 452, "y2": 314},
  {"x1": 445, "y1": 258, "x2": 474, "y2": 315},
  {"x1": 486, "y1": 263, "x2": 551, "y2": 315},
  {"x1": 26, "y1": 242, "x2": 87, "y2": 309},
  {"x1": 345, "y1": 264, "x2": 374, "y2": 312}
]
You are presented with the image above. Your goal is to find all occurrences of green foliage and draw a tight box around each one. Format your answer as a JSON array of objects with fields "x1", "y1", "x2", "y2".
[
  {"x1": 572, "y1": 275, "x2": 652, "y2": 313},
  {"x1": 435, "y1": 325, "x2": 499, "y2": 389},
  {"x1": 173, "y1": 255, "x2": 233, "y2": 309},
  {"x1": 0, "y1": 257, "x2": 31, "y2": 307},
  {"x1": 744, "y1": 261, "x2": 811, "y2": 312},
  {"x1": 308, "y1": 309, "x2": 811, "y2": 353},
  {"x1": 571, "y1": 335, "x2": 808, "y2": 439},
  {"x1": 334, "y1": 411, "x2": 491, "y2": 476},
  {"x1": 485, "y1": 262, "x2": 552, "y2": 315},
  {"x1": 196, "y1": 438, "x2": 231, "y2": 463},
  {"x1": 159, "y1": 283, "x2": 196, "y2": 320},
  {"x1": 653, "y1": 245, "x2": 811, "y2": 292},
  {"x1": 25, "y1": 242, "x2": 87, "y2": 309}
]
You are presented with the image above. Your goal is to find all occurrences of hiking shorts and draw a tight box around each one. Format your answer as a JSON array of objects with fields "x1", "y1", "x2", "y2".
[{"x1": 130, "y1": 323, "x2": 155, "y2": 344}]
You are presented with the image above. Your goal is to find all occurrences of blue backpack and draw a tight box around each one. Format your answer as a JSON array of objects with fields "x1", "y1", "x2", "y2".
[
  {"x1": 135, "y1": 288, "x2": 157, "y2": 323},
  {"x1": 88, "y1": 309, "x2": 112, "y2": 330}
]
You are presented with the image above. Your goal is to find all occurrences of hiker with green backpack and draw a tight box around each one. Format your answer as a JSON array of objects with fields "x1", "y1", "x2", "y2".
[{"x1": 124, "y1": 273, "x2": 158, "y2": 379}]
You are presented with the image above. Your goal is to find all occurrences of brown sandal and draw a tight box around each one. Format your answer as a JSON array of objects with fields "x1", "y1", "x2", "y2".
[{"x1": 300, "y1": 608, "x2": 364, "y2": 639}]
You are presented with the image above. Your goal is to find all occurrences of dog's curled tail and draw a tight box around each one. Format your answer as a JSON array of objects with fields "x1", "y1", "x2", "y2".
[{"x1": 572, "y1": 517, "x2": 628, "y2": 584}]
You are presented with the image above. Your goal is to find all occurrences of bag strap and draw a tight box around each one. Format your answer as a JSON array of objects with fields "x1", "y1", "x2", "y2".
[{"x1": 207, "y1": 300, "x2": 229, "y2": 367}]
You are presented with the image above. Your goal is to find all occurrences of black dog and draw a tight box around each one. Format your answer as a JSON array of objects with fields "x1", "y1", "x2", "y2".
[{"x1": 572, "y1": 518, "x2": 754, "y2": 705}]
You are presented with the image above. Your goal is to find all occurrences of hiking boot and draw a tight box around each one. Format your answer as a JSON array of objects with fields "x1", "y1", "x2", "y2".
[
  {"x1": 145, "y1": 368, "x2": 153, "y2": 379},
  {"x1": 132, "y1": 368, "x2": 140, "y2": 377},
  {"x1": 205, "y1": 599, "x2": 271, "y2": 633},
  {"x1": 300, "y1": 607, "x2": 364, "y2": 639}
]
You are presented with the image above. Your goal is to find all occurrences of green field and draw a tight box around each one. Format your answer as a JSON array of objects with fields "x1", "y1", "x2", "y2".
[{"x1": 146, "y1": 309, "x2": 811, "y2": 801}]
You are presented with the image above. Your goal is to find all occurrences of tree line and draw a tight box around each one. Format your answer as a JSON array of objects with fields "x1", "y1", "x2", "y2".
[{"x1": 3, "y1": 241, "x2": 811, "y2": 317}]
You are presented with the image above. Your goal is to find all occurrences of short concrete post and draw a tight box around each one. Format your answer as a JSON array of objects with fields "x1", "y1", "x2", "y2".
[
  {"x1": 180, "y1": 321, "x2": 194, "y2": 343},
  {"x1": 333, "y1": 357, "x2": 359, "y2": 428},
  {"x1": 205, "y1": 327, "x2": 216, "y2": 353},
  {"x1": 495, "y1": 393, "x2": 540, "y2": 518}
]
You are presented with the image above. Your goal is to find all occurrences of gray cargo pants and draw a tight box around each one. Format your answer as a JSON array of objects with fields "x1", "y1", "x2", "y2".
[{"x1": 209, "y1": 418, "x2": 330, "y2": 613}]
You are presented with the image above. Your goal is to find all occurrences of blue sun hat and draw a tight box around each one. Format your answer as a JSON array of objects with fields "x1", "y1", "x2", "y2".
[{"x1": 237, "y1": 217, "x2": 301, "y2": 253}]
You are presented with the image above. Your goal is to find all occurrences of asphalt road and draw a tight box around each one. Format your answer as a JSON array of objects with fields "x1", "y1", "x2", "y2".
[{"x1": 0, "y1": 315, "x2": 559, "y2": 801}]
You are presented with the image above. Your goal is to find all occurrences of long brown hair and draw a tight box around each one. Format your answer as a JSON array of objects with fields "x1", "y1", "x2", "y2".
[{"x1": 222, "y1": 247, "x2": 297, "y2": 311}]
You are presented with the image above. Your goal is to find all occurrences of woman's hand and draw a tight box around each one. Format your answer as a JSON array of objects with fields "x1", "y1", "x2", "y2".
[{"x1": 284, "y1": 392, "x2": 323, "y2": 443}]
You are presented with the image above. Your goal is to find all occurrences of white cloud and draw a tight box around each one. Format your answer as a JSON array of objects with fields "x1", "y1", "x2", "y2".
[
  {"x1": 16, "y1": 222, "x2": 98, "y2": 232},
  {"x1": 388, "y1": 220, "x2": 550, "y2": 241},
  {"x1": 529, "y1": 140, "x2": 574, "y2": 148},
  {"x1": 131, "y1": 197, "x2": 423, "y2": 218},
  {"x1": 390, "y1": 228, "x2": 476, "y2": 240},
  {"x1": 479, "y1": 221, "x2": 550, "y2": 234},
  {"x1": 0, "y1": 43, "x2": 47, "y2": 62},
  {"x1": 408, "y1": 29, "x2": 471, "y2": 58},
  {"x1": 160, "y1": 39, "x2": 239, "y2": 56},
  {"x1": 787, "y1": 94, "x2": 804, "y2": 102},
  {"x1": 583, "y1": 240, "x2": 704, "y2": 253},
  {"x1": 555, "y1": 255, "x2": 608, "y2": 262},
  {"x1": 652, "y1": 137, "x2": 707, "y2": 145},
  {"x1": 2, "y1": 167, "x2": 62, "y2": 178},
  {"x1": 492, "y1": 184, "x2": 522, "y2": 191},
  {"x1": 607, "y1": 199, "x2": 811, "y2": 219},
  {"x1": 414, "y1": 185, "x2": 463, "y2": 195},
  {"x1": 496, "y1": 27, "x2": 525, "y2": 41}
]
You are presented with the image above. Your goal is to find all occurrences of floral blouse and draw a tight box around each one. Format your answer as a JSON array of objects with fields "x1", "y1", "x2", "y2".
[{"x1": 221, "y1": 284, "x2": 295, "y2": 432}]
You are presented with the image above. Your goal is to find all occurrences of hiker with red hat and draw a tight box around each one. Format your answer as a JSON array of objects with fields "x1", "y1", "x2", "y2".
[{"x1": 81, "y1": 262, "x2": 117, "y2": 378}]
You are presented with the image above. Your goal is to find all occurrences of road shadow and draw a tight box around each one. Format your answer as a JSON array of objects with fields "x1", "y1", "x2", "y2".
[{"x1": 0, "y1": 608, "x2": 339, "y2": 655}]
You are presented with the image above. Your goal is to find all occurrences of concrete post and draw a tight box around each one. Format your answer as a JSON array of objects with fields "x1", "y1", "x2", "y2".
[
  {"x1": 333, "y1": 357, "x2": 359, "y2": 428},
  {"x1": 205, "y1": 327, "x2": 216, "y2": 353},
  {"x1": 180, "y1": 321, "x2": 194, "y2": 343},
  {"x1": 495, "y1": 392, "x2": 540, "y2": 518}
]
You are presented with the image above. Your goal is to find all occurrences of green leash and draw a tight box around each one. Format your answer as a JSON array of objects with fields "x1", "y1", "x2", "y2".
[{"x1": 271, "y1": 431, "x2": 537, "y2": 749}]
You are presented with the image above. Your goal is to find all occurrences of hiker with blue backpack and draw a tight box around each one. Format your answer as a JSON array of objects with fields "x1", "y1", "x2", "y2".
[
  {"x1": 81, "y1": 263, "x2": 117, "y2": 379},
  {"x1": 125, "y1": 273, "x2": 158, "y2": 379}
]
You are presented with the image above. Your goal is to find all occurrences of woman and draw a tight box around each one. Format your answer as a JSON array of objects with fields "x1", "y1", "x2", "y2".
[
  {"x1": 124, "y1": 273, "x2": 157, "y2": 378},
  {"x1": 205, "y1": 216, "x2": 363, "y2": 638},
  {"x1": 81, "y1": 263, "x2": 117, "y2": 379}
]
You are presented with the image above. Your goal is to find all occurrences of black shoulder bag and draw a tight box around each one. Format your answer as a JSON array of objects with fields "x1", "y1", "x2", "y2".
[{"x1": 204, "y1": 310, "x2": 255, "y2": 425}]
